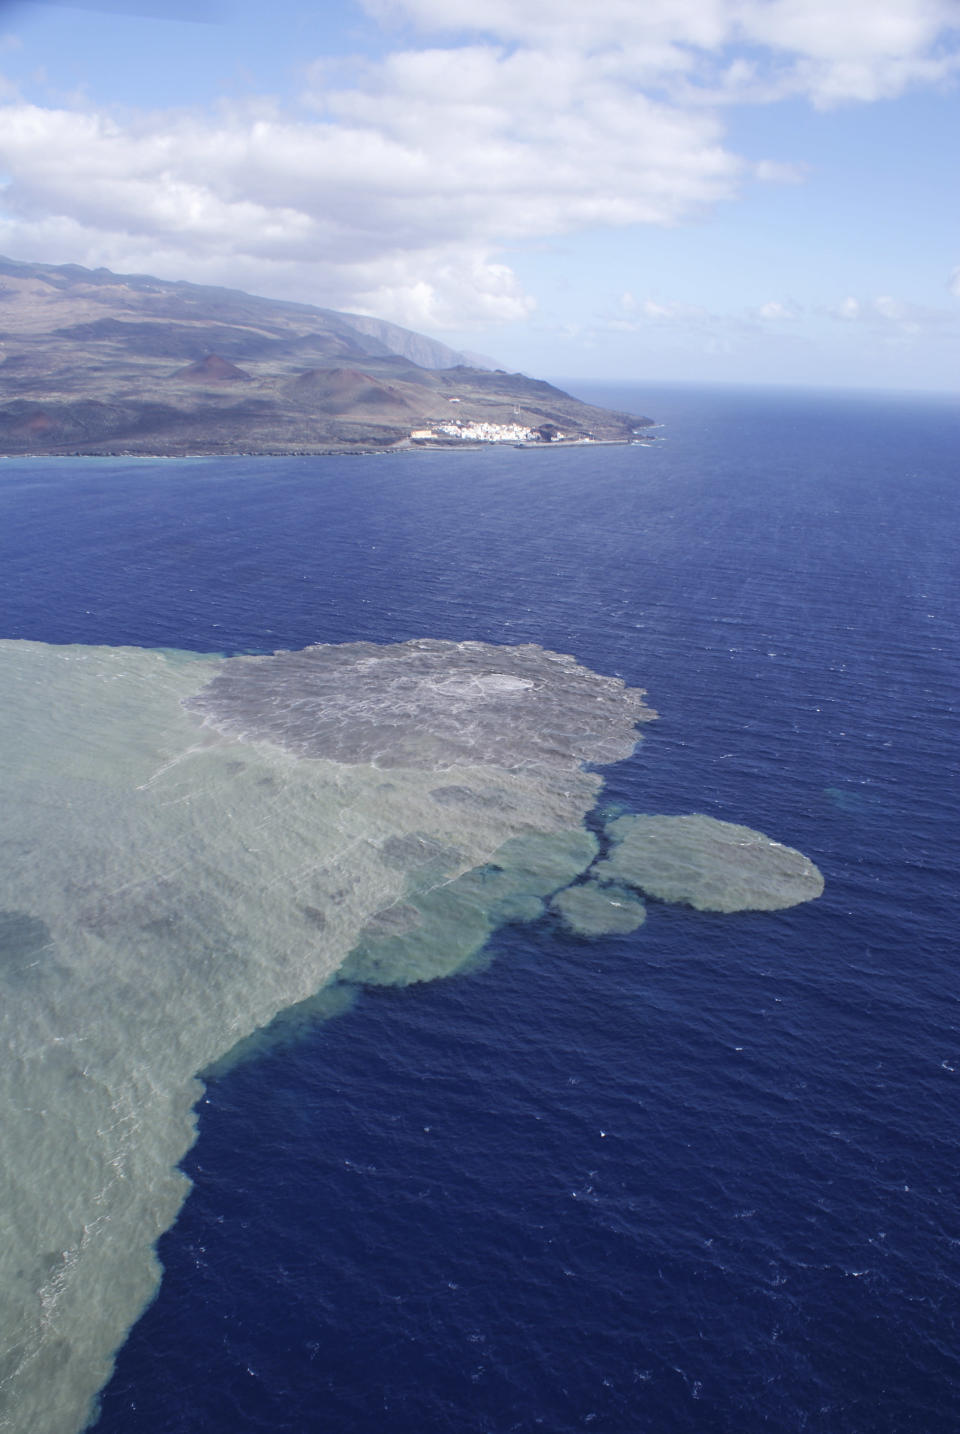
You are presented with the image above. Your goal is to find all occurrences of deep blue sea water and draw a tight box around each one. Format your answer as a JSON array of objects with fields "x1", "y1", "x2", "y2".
[{"x1": 1, "y1": 382, "x2": 958, "y2": 1433}]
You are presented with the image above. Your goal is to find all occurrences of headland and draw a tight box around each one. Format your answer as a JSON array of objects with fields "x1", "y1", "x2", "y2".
[{"x1": 0, "y1": 256, "x2": 652, "y2": 456}]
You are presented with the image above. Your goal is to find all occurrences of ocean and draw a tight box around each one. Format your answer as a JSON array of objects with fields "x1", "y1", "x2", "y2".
[{"x1": 0, "y1": 382, "x2": 957, "y2": 1433}]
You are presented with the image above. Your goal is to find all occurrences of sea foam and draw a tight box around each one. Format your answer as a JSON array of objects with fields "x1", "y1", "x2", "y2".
[
  {"x1": 596, "y1": 813, "x2": 825, "y2": 912},
  {"x1": 0, "y1": 638, "x2": 820, "y2": 1432},
  {"x1": 0, "y1": 638, "x2": 652, "y2": 1432}
]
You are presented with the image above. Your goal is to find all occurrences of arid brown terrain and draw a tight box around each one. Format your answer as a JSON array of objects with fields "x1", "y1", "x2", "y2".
[{"x1": 0, "y1": 257, "x2": 651, "y2": 455}]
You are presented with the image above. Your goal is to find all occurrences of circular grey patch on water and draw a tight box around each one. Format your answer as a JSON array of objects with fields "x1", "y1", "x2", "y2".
[
  {"x1": 186, "y1": 639, "x2": 656, "y2": 772},
  {"x1": 550, "y1": 882, "x2": 647, "y2": 936}
]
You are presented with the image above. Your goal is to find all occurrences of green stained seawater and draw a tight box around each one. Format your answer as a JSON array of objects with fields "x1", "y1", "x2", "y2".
[
  {"x1": 550, "y1": 881, "x2": 647, "y2": 936},
  {"x1": 0, "y1": 638, "x2": 645, "y2": 1431},
  {"x1": 0, "y1": 637, "x2": 821, "y2": 1433},
  {"x1": 596, "y1": 813, "x2": 825, "y2": 912}
]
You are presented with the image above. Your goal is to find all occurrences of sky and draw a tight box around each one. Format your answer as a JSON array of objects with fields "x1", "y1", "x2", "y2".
[{"x1": 0, "y1": 0, "x2": 957, "y2": 390}]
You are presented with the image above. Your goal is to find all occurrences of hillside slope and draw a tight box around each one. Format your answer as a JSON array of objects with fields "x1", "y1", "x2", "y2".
[{"x1": 0, "y1": 257, "x2": 651, "y2": 454}]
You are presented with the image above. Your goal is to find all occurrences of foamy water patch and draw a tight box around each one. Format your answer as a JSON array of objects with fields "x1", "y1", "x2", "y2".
[
  {"x1": 0, "y1": 638, "x2": 653, "y2": 1433},
  {"x1": 550, "y1": 881, "x2": 647, "y2": 936},
  {"x1": 596, "y1": 814, "x2": 825, "y2": 912},
  {"x1": 343, "y1": 829, "x2": 600, "y2": 986},
  {"x1": 185, "y1": 638, "x2": 657, "y2": 770},
  {"x1": 0, "y1": 640, "x2": 825, "y2": 1432}
]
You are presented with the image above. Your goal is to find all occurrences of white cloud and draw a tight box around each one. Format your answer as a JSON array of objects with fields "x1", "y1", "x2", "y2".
[
  {"x1": 640, "y1": 298, "x2": 709, "y2": 322},
  {"x1": 753, "y1": 158, "x2": 807, "y2": 184},
  {"x1": 0, "y1": 0, "x2": 957, "y2": 328},
  {"x1": 609, "y1": 294, "x2": 811, "y2": 336},
  {"x1": 0, "y1": 47, "x2": 743, "y2": 327},
  {"x1": 607, "y1": 294, "x2": 722, "y2": 331},
  {"x1": 364, "y1": 0, "x2": 960, "y2": 105},
  {"x1": 337, "y1": 247, "x2": 537, "y2": 328},
  {"x1": 756, "y1": 300, "x2": 798, "y2": 319},
  {"x1": 609, "y1": 291, "x2": 954, "y2": 343},
  {"x1": 873, "y1": 294, "x2": 905, "y2": 320},
  {"x1": 824, "y1": 293, "x2": 957, "y2": 332},
  {"x1": 364, "y1": 0, "x2": 734, "y2": 53}
]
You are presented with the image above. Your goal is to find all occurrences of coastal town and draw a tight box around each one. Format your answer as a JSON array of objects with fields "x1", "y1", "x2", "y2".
[
  {"x1": 410, "y1": 418, "x2": 573, "y2": 444},
  {"x1": 406, "y1": 396, "x2": 653, "y2": 446}
]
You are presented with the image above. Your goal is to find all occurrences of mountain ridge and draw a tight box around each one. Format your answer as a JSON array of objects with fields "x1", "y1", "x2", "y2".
[{"x1": 0, "y1": 256, "x2": 652, "y2": 454}]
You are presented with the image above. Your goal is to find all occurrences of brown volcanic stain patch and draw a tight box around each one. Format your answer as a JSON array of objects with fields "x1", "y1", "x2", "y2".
[
  {"x1": 11, "y1": 409, "x2": 59, "y2": 438},
  {"x1": 173, "y1": 353, "x2": 253, "y2": 383}
]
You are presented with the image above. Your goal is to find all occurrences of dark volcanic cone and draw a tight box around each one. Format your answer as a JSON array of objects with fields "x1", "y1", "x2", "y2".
[
  {"x1": 173, "y1": 354, "x2": 253, "y2": 383},
  {"x1": 286, "y1": 367, "x2": 418, "y2": 416}
]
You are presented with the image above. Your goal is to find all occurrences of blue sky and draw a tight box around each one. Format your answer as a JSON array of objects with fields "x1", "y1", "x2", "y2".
[{"x1": 0, "y1": 0, "x2": 957, "y2": 389}]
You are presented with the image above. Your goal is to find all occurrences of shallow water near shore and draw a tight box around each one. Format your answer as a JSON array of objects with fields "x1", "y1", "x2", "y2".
[{"x1": 0, "y1": 382, "x2": 958, "y2": 1433}]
